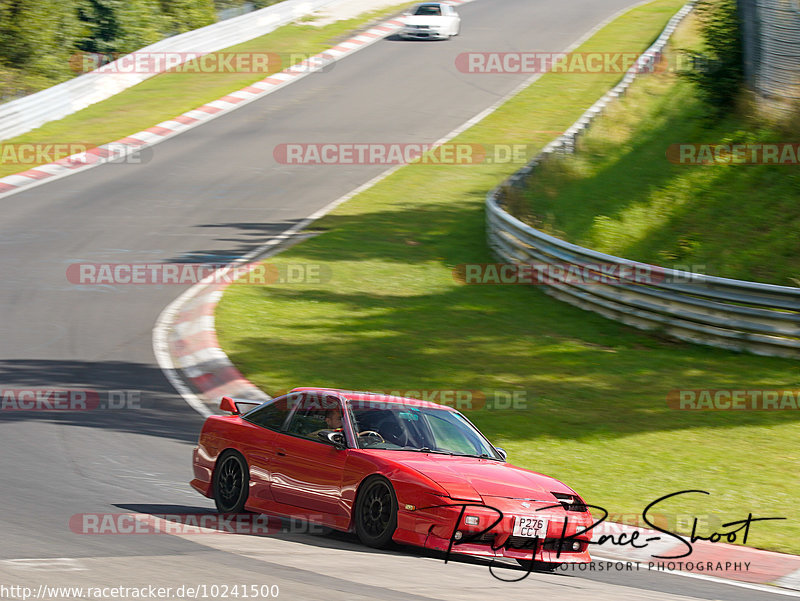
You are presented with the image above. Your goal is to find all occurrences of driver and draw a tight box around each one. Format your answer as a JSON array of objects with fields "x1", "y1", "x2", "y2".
[
  {"x1": 310, "y1": 407, "x2": 344, "y2": 438},
  {"x1": 312, "y1": 408, "x2": 384, "y2": 445},
  {"x1": 324, "y1": 408, "x2": 343, "y2": 431}
]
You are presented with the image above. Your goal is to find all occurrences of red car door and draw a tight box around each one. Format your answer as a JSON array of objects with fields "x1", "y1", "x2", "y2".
[
  {"x1": 269, "y1": 394, "x2": 349, "y2": 519},
  {"x1": 237, "y1": 395, "x2": 295, "y2": 504}
]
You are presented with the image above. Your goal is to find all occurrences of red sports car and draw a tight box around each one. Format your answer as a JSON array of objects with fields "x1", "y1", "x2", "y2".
[{"x1": 190, "y1": 387, "x2": 593, "y2": 570}]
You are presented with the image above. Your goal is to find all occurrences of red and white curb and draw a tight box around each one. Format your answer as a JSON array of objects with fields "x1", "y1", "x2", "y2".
[
  {"x1": 0, "y1": 0, "x2": 468, "y2": 202},
  {"x1": 590, "y1": 521, "x2": 800, "y2": 593},
  {"x1": 168, "y1": 279, "x2": 271, "y2": 405}
]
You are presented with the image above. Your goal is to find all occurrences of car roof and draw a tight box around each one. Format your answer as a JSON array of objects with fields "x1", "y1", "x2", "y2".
[{"x1": 288, "y1": 387, "x2": 455, "y2": 411}]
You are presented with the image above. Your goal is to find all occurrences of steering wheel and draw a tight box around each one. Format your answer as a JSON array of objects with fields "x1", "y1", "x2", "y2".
[
  {"x1": 374, "y1": 417, "x2": 408, "y2": 447},
  {"x1": 357, "y1": 430, "x2": 385, "y2": 444}
]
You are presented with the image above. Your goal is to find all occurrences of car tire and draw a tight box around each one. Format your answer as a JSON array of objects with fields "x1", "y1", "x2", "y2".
[
  {"x1": 354, "y1": 476, "x2": 398, "y2": 548},
  {"x1": 516, "y1": 559, "x2": 560, "y2": 573},
  {"x1": 212, "y1": 451, "x2": 249, "y2": 513}
]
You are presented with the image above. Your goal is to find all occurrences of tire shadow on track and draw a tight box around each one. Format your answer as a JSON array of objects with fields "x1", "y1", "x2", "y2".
[{"x1": 112, "y1": 503, "x2": 544, "y2": 577}]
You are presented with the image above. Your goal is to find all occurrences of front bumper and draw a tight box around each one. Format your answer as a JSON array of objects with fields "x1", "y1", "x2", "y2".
[
  {"x1": 393, "y1": 497, "x2": 593, "y2": 564},
  {"x1": 400, "y1": 28, "x2": 448, "y2": 39}
]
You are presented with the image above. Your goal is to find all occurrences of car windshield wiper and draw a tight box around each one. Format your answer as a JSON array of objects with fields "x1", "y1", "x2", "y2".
[
  {"x1": 451, "y1": 452, "x2": 500, "y2": 460},
  {"x1": 404, "y1": 447, "x2": 455, "y2": 455},
  {"x1": 393, "y1": 448, "x2": 499, "y2": 459}
]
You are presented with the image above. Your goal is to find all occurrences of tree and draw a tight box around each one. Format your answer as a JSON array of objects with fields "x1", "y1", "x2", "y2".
[
  {"x1": 77, "y1": 0, "x2": 167, "y2": 55},
  {"x1": 160, "y1": 0, "x2": 216, "y2": 35},
  {"x1": 0, "y1": 0, "x2": 84, "y2": 77},
  {"x1": 682, "y1": 0, "x2": 744, "y2": 112}
]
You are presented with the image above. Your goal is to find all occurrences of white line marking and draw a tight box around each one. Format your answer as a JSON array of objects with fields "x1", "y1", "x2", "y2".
[
  {"x1": 777, "y1": 569, "x2": 800, "y2": 592},
  {"x1": 0, "y1": 558, "x2": 87, "y2": 571}
]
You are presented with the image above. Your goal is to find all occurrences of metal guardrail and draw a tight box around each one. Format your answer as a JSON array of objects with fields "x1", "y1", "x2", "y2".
[
  {"x1": 486, "y1": 1, "x2": 800, "y2": 359},
  {"x1": 0, "y1": 0, "x2": 338, "y2": 142}
]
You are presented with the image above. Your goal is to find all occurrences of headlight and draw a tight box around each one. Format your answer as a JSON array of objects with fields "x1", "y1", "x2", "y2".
[{"x1": 552, "y1": 492, "x2": 588, "y2": 512}]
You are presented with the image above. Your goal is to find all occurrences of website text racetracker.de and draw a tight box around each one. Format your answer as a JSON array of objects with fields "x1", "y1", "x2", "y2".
[
  {"x1": 67, "y1": 263, "x2": 331, "y2": 285},
  {"x1": 273, "y1": 143, "x2": 536, "y2": 165},
  {"x1": 0, "y1": 584, "x2": 279, "y2": 600},
  {"x1": 70, "y1": 50, "x2": 335, "y2": 74},
  {"x1": 0, "y1": 389, "x2": 141, "y2": 411},
  {"x1": 281, "y1": 389, "x2": 532, "y2": 411},
  {"x1": 0, "y1": 143, "x2": 149, "y2": 166},
  {"x1": 455, "y1": 51, "x2": 694, "y2": 74},
  {"x1": 454, "y1": 263, "x2": 707, "y2": 285}
]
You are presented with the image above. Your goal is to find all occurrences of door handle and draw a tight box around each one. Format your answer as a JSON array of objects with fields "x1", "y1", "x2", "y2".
[{"x1": 276, "y1": 448, "x2": 287, "y2": 457}]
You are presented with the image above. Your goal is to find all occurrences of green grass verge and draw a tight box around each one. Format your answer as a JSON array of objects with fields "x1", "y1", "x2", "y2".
[
  {"x1": 515, "y1": 17, "x2": 800, "y2": 286},
  {"x1": 0, "y1": 2, "x2": 416, "y2": 179},
  {"x1": 217, "y1": 1, "x2": 800, "y2": 555}
]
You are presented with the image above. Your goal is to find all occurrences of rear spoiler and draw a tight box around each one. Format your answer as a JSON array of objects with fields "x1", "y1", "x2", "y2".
[{"x1": 219, "y1": 396, "x2": 261, "y2": 415}]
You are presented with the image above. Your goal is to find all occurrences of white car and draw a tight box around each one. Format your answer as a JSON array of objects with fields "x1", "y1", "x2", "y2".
[{"x1": 399, "y1": 2, "x2": 461, "y2": 40}]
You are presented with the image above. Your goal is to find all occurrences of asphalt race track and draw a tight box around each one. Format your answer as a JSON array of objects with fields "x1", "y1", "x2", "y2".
[{"x1": 0, "y1": 1, "x2": 795, "y2": 599}]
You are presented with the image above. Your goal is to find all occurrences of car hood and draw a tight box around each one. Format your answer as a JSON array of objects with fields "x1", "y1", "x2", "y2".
[
  {"x1": 392, "y1": 454, "x2": 572, "y2": 502},
  {"x1": 403, "y1": 15, "x2": 448, "y2": 26}
]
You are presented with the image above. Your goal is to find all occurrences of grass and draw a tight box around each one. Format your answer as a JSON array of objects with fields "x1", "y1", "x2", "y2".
[
  {"x1": 515, "y1": 19, "x2": 800, "y2": 286},
  {"x1": 0, "y1": 1, "x2": 416, "y2": 179},
  {"x1": 216, "y1": 1, "x2": 800, "y2": 555}
]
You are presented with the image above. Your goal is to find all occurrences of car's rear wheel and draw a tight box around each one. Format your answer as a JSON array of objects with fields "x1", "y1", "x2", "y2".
[
  {"x1": 213, "y1": 451, "x2": 249, "y2": 513},
  {"x1": 516, "y1": 559, "x2": 561, "y2": 573},
  {"x1": 354, "y1": 477, "x2": 398, "y2": 548}
]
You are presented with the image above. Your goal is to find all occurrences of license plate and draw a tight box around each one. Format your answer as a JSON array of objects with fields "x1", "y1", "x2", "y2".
[{"x1": 512, "y1": 516, "x2": 548, "y2": 539}]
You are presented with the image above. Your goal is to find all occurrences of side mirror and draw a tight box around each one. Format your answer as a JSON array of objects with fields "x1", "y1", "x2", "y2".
[
  {"x1": 319, "y1": 430, "x2": 347, "y2": 450},
  {"x1": 220, "y1": 396, "x2": 239, "y2": 415},
  {"x1": 495, "y1": 447, "x2": 507, "y2": 461}
]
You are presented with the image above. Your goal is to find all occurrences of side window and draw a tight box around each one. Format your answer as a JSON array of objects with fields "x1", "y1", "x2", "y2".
[
  {"x1": 286, "y1": 395, "x2": 343, "y2": 441},
  {"x1": 243, "y1": 397, "x2": 291, "y2": 431}
]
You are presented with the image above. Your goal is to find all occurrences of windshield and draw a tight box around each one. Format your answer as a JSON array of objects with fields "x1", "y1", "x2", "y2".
[
  {"x1": 346, "y1": 400, "x2": 501, "y2": 459},
  {"x1": 413, "y1": 5, "x2": 442, "y2": 16}
]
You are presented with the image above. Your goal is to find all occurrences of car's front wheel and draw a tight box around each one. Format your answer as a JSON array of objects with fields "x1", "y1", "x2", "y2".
[
  {"x1": 212, "y1": 451, "x2": 249, "y2": 513},
  {"x1": 354, "y1": 477, "x2": 398, "y2": 548}
]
